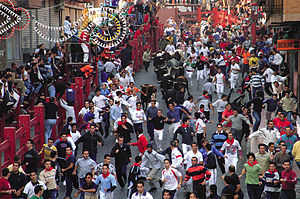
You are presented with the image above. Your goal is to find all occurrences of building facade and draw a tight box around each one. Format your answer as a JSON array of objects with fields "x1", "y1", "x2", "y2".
[
  {"x1": 0, "y1": 0, "x2": 101, "y2": 69},
  {"x1": 263, "y1": 0, "x2": 300, "y2": 105}
]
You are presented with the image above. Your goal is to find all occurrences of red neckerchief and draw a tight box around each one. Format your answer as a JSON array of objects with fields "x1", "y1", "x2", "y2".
[
  {"x1": 268, "y1": 169, "x2": 277, "y2": 174},
  {"x1": 66, "y1": 152, "x2": 73, "y2": 160},
  {"x1": 199, "y1": 108, "x2": 204, "y2": 113},
  {"x1": 102, "y1": 171, "x2": 110, "y2": 179},
  {"x1": 203, "y1": 95, "x2": 209, "y2": 99},
  {"x1": 180, "y1": 124, "x2": 189, "y2": 128},
  {"x1": 45, "y1": 166, "x2": 54, "y2": 172},
  {"x1": 226, "y1": 138, "x2": 235, "y2": 145},
  {"x1": 118, "y1": 120, "x2": 127, "y2": 126},
  {"x1": 247, "y1": 160, "x2": 258, "y2": 167},
  {"x1": 136, "y1": 108, "x2": 141, "y2": 111},
  {"x1": 67, "y1": 134, "x2": 71, "y2": 137},
  {"x1": 131, "y1": 163, "x2": 141, "y2": 168}
]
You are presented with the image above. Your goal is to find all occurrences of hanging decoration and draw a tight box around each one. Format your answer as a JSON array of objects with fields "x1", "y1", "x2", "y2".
[
  {"x1": 0, "y1": 0, "x2": 30, "y2": 40},
  {"x1": 88, "y1": 7, "x2": 127, "y2": 48}
]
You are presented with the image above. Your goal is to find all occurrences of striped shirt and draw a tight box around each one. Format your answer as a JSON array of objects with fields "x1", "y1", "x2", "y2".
[
  {"x1": 263, "y1": 170, "x2": 280, "y2": 193},
  {"x1": 250, "y1": 74, "x2": 264, "y2": 88},
  {"x1": 184, "y1": 165, "x2": 211, "y2": 184}
]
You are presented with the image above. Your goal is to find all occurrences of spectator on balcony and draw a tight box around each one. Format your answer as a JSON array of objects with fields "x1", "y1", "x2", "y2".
[
  {"x1": 44, "y1": 97, "x2": 58, "y2": 143},
  {"x1": 21, "y1": 139, "x2": 39, "y2": 175},
  {"x1": 63, "y1": 16, "x2": 72, "y2": 37}
]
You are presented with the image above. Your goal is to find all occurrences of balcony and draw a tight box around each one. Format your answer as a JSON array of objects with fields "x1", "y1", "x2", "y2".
[{"x1": 263, "y1": 0, "x2": 283, "y2": 15}]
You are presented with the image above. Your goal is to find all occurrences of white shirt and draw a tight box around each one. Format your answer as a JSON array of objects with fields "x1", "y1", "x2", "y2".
[
  {"x1": 199, "y1": 46, "x2": 209, "y2": 57},
  {"x1": 67, "y1": 136, "x2": 76, "y2": 151},
  {"x1": 60, "y1": 99, "x2": 76, "y2": 123},
  {"x1": 104, "y1": 61, "x2": 115, "y2": 73},
  {"x1": 212, "y1": 99, "x2": 228, "y2": 113},
  {"x1": 193, "y1": 41, "x2": 202, "y2": 52},
  {"x1": 263, "y1": 68, "x2": 274, "y2": 83},
  {"x1": 63, "y1": 20, "x2": 72, "y2": 35},
  {"x1": 119, "y1": 76, "x2": 130, "y2": 88},
  {"x1": 92, "y1": 95, "x2": 107, "y2": 109},
  {"x1": 24, "y1": 180, "x2": 47, "y2": 199},
  {"x1": 195, "y1": 118, "x2": 206, "y2": 134},
  {"x1": 220, "y1": 140, "x2": 241, "y2": 159},
  {"x1": 141, "y1": 149, "x2": 165, "y2": 169},
  {"x1": 127, "y1": 95, "x2": 140, "y2": 109},
  {"x1": 131, "y1": 109, "x2": 146, "y2": 124},
  {"x1": 93, "y1": 107, "x2": 103, "y2": 123},
  {"x1": 231, "y1": 63, "x2": 240, "y2": 74},
  {"x1": 171, "y1": 148, "x2": 183, "y2": 169},
  {"x1": 113, "y1": 95, "x2": 131, "y2": 107},
  {"x1": 184, "y1": 150, "x2": 203, "y2": 168},
  {"x1": 161, "y1": 168, "x2": 182, "y2": 190},
  {"x1": 273, "y1": 53, "x2": 283, "y2": 65},
  {"x1": 271, "y1": 74, "x2": 286, "y2": 83},
  {"x1": 165, "y1": 45, "x2": 175, "y2": 53},
  {"x1": 131, "y1": 191, "x2": 153, "y2": 199},
  {"x1": 215, "y1": 73, "x2": 225, "y2": 84},
  {"x1": 79, "y1": 107, "x2": 89, "y2": 117},
  {"x1": 249, "y1": 127, "x2": 280, "y2": 145},
  {"x1": 70, "y1": 130, "x2": 81, "y2": 143},
  {"x1": 183, "y1": 100, "x2": 195, "y2": 112}
]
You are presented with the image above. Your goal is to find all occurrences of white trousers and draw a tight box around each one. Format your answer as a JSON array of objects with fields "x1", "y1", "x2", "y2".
[
  {"x1": 81, "y1": 43, "x2": 89, "y2": 63},
  {"x1": 206, "y1": 168, "x2": 217, "y2": 196},
  {"x1": 154, "y1": 129, "x2": 164, "y2": 151},
  {"x1": 169, "y1": 122, "x2": 181, "y2": 134},
  {"x1": 230, "y1": 73, "x2": 239, "y2": 90},
  {"x1": 225, "y1": 157, "x2": 238, "y2": 173},
  {"x1": 182, "y1": 143, "x2": 192, "y2": 155},
  {"x1": 216, "y1": 84, "x2": 224, "y2": 99},
  {"x1": 186, "y1": 71, "x2": 194, "y2": 86},
  {"x1": 99, "y1": 191, "x2": 114, "y2": 199},
  {"x1": 196, "y1": 70, "x2": 204, "y2": 81}
]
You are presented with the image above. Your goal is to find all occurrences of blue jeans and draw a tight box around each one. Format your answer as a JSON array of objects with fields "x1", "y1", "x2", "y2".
[
  {"x1": 79, "y1": 177, "x2": 85, "y2": 199},
  {"x1": 218, "y1": 112, "x2": 222, "y2": 123},
  {"x1": 34, "y1": 82, "x2": 43, "y2": 93},
  {"x1": 282, "y1": 111, "x2": 293, "y2": 122},
  {"x1": 48, "y1": 85, "x2": 56, "y2": 98},
  {"x1": 252, "y1": 86, "x2": 264, "y2": 100},
  {"x1": 45, "y1": 119, "x2": 57, "y2": 142},
  {"x1": 137, "y1": 12, "x2": 143, "y2": 25},
  {"x1": 47, "y1": 189, "x2": 57, "y2": 199},
  {"x1": 252, "y1": 111, "x2": 261, "y2": 132}
]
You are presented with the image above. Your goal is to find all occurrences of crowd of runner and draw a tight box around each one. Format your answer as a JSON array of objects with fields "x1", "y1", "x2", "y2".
[{"x1": 0, "y1": 1, "x2": 300, "y2": 199}]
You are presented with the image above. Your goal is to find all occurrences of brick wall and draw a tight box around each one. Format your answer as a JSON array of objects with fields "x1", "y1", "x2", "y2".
[{"x1": 283, "y1": 0, "x2": 300, "y2": 22}]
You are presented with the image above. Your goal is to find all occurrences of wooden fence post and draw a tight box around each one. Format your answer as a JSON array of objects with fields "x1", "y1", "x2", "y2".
[
  {"x1": 4, "y1": 127, "x2": 16, "y2": 165},
  {"x1": 19, "y1": 115, "x2": 31, "y2": 141},
  {"x1": 34, "y1": 106, "x2": 45, "y2": 145}
]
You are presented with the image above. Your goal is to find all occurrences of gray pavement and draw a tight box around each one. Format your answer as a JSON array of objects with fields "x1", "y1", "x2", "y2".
[{"x1": 59, "y1": 63, "x2": 300, "y2": 198}]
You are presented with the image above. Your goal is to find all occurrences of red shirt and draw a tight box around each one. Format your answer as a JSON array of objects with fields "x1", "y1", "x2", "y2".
[
  {"x1": 281, "y1": 169, "x2": 297, "y2": 190},
  {"x1": 0, "y1": 177, "x2": 11, "y2": 199},
  {"x1": 223, "y1": 54, "x2": 232, "y2": 67},
  {"x1": 130, "y1": 134, "x2": 148, "y2": 154},
  {"x1": 273, "y1": 117, "x2": 292, "y2": 135},
  {"x1": 222, "y1": 109, "x2": 233, "y2": 127}
]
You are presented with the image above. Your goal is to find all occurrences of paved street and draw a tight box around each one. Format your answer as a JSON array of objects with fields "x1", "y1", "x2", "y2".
[{"x1": 57, "y1": 62, "x2": 252, "y2": 199}]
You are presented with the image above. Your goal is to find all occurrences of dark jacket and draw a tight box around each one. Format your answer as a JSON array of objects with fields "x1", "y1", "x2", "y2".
[
  {"x1": 173, "y1": 125, "x2": 194, "y2": 145},
  {"x1": 110, "y1": 143, "x2": 132, "y2": 167},
  {"x1": 21, "y1": 148, "x2": 39, "y2": 173},
  {"x1": 116, "y1": 122, "x2": 134, "y2": 143},
  {"x1": 75, "y1": 131, "x2": 103, "y2": 155},
  {"x1": 206, "y1": 151, "x2": 217, "y2": 169}
]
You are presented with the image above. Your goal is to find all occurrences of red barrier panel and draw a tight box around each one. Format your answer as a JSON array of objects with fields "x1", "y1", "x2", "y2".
[{"x1": 0, "y1": 127, "x2": 15, "y2": 170}]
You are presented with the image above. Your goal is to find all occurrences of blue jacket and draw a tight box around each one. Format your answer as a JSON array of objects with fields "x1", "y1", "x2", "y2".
[{"x1": 276, "y1": 134, "x2": 298, "y2": 151}]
